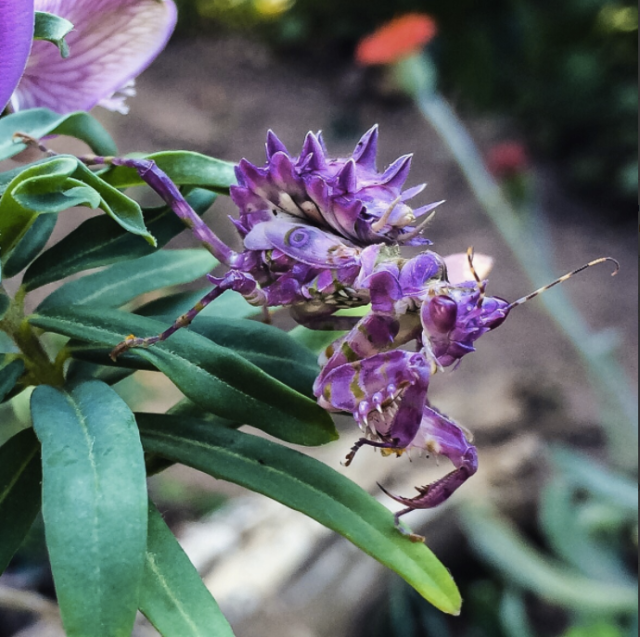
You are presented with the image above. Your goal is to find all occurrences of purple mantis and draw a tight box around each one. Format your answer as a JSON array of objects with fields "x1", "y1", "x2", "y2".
[
  {"x1": 72, "y1": 127, "x2": 617, "y2": 539},
  {"x1": 312, "y1": 244, "x2": 616, "y2": 535}
]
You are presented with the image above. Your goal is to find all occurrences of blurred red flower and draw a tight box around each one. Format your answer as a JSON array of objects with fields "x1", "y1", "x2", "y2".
[
  {"x1": 486, "y1": 141, "x2": 529, "y2": 179},
  {"x1": 356, "y1": 14, "x2": 437, "y2": 66}
]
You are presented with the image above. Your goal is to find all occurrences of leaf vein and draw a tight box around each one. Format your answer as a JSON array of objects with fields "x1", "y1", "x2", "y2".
[{"x1": 145, "y1": 551, "x2": 202, "y2": 635}]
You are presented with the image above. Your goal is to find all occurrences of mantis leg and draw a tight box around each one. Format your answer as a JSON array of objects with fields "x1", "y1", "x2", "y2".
[{"x1": 110, "y1": 270, "x2": 265, "y2": 359}]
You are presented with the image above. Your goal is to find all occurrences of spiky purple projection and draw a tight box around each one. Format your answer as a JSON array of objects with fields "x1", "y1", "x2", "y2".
[{"x1": 231, "y1": 126, "x2": 443, "y2": 248}]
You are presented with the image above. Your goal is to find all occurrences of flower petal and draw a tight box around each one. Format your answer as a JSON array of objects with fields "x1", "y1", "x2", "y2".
[
  {"x1": 443, "y1": 252, "x2": 493, "y2": 284},
  {"x1": 0, "y1": 0, "x2": 35, "y2": 111},
  {"x1": 356, "y1": 14, "x2": 437, "y2": 66},
  {"x1": 12, "y1": 0, "x2": 177, "y2": 113}
]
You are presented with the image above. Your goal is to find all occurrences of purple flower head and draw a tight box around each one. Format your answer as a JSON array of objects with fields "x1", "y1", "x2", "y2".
[
  {"x1": 0, "y1": 0, "x2": 34, "y2": 112},
  {"x1": 231, "y1": 126, "x2": 444, "y2": 248},
  {"x1": 10, "y1": 0, "x2": 177, "y2": 114}
]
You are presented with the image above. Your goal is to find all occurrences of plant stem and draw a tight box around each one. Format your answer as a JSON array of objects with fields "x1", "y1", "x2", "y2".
[{"x1": 0, "y1": 286, "x2": 63, "y2": 387}]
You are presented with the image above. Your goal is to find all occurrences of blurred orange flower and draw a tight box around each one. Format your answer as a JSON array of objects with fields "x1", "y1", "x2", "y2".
[{"x1": 356, "y1": 14, "x2": 437, "y2": 66}]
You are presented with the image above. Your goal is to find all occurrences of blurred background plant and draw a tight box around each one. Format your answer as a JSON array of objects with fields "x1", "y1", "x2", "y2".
[
  {"x1": 355, "y1": 445, "x2": 638, "y2": 637},
  {"x1": 172, "y1": 0, "x2": 638, "y2": 214}
]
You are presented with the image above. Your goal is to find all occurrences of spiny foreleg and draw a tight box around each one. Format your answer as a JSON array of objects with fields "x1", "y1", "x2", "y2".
[{"x1": 378, "y1": 404, "x2": 478, "y2": 535}]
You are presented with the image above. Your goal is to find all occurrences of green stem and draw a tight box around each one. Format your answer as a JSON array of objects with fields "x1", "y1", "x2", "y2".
[
  {"x1": 397, "y1": 56, "x2": 637, "y2": 469},
  {"x1": 0, "y1": 286, "x2": 63, "y2": 387}
]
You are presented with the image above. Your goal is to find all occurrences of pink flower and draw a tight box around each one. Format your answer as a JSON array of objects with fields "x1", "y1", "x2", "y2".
[
  {"x1": 11, "y1": 0, "x2": 177, "y2": 114},
  {"x1": 486, "y1": 141, "x2": 529, "y2": 180}
]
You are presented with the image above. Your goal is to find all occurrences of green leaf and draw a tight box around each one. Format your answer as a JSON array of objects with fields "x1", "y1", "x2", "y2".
[
  {"x1": 0, "y1": 293, "x2": 9, "y2": 320},
  {"x1": 37, "y1": 249, "x2": 217, "y2": 312},
  {"x1": 0, "y1": 358, "x2": 25, "y2": 403},
  {"x1": 0, "y1": 429, "x2": 41, "y2": 575},
  {"x1": 549, "y1": 446, "x2": 638, "y2": 513},
  {"x1": 0, "y1": 331, "x2": 18, "y2": 354},
  {"x1": 70, "y1": 160, "x2": 154, "y2": 244},
  {"x1": 34, "y1": 11, "x2": 73, "y2": 58},
  {"x1": 31, "y1": 381, "x2": 147, "y2": 637},
  {"x1": 30, "y1": 307, "x2": 337, "y2": 446},
  {"x1": 0, "y1": 157, "x2": 100, "y2": 255},
  {"x1": 0, "y1": 109, "x2": 117, "y2": 161},
  {"x1": 136, "y1": 288, "x2": 259, "y2": 321},
  {"x1": 101, "y1": 151, "x2": 237, "y2": 194},
  {"x1": 24, "y1": 189, "x2": 216, "y2": 291},
  {"x1": 65, "y1": 360, "x2": 136, "y2": 388},
  {"x1": 0, "y1": 156, "x2": 154, "y2": 252},
  {"x1": 140, "y1": 501, "x2": 235, "y2": 636},
  {"x1": 561, "y1": 622, "x2": 624, "y2": 637},
  {"x1": 70, "y1": 313, "x2": 320, "y2": 397},
  {"x1": 137, "y1": 414, "x2": 461, "y2": 615},
  {"x1": 459, "y1": 502, "x2": 638, "y2": 614},
  {"x1": 499, "y1": 590, "x2": 536, "y2": 637},
  {"x1": 1, "y1": 213, "x2": 57, "y2": 278},
  {"x1": 289, "y1": 324, "x2": 346, "y2": 354},
  {"x1": 158, "y1": 315, "x2": 320, "y2": 397},
  {"x1": 539, "y1": 480, "x2": 631, "y2": 583}
]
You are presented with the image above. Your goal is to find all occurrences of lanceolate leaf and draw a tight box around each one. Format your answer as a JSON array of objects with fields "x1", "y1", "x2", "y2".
[
  {"x1": 37, "y1": 249, "x2": 217, "y2": 312},
  {"x1": 70, "y1": 160, "x2": 154, "y2": 244},
  {"x1": 140, "y1": 502, "x2": 235, "y2": 637},
  {"x1": 289, "y1": 324, "x2": 346, "y2": 354},
  {"x1": 100, "y1": 151, "x2": 237, "y2": 194},
  {"x1": 0, "y1": 109, "x2": 117, "y2": 162},
  {"x1": 0, "y1": 293, "x2": 9, "y2": 320},
  {"x1": 24, "y1": 189, "x2": 216, "y2": 291},
  {"x1": 29, "y1": 308, "x2": 337, "y2": 446},
  {"x1": 0, "y1": 155, "x2": 153, "y2": 251},
  {"x1": 153, "y1": 315, "x2": 319, "y2": 397},
  {"x1": 0, "y1": 429, "x2": 41, "y2": 575},
  {"x1": 1, "y1": 213, "x2": 57, "y2": 278},
  {"x1": 459, "y1": 502, "x2": 638, "y2": 614},
  {"x1": 31, "y1": 382, "x2": 147, "y2": 637},
  {"x1": 65, "y1": 360, "x2": 136, "y2": 388},
  {"x1": 136, "y1": 288, "x2": 259, "y2": 321},
  {"x1": 137, "y1": 413, "x2": 462, "y2": 615},
  {"x1": 0, "y1": 358, "x2": 25, "y2": 403},
  {"x1": 0, "y1": 156, "x2": 99, "y2": 255},
  {"x1": 549, "y1": 446, "x2": 638, "y2": 514},
  {"x1": 0, "y1": 332, "x2": 18, "y2": 354},
  {"x1": 539, "y1": 480, "x2": 631, "y2": 583}
]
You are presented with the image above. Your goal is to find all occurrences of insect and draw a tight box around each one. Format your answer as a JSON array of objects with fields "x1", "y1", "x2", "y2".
[
  {"x1": 313, "y1": 245, "x2": 618, "y2": 538},
  {"x1": 75, "y1": 129, "x2": 618, "y2": 539},
  {"x1": 96, "y1": 126, "x2": 443, "y2": 355}
]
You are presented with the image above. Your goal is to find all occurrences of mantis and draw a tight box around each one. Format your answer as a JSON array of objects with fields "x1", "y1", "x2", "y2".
[{"x1": 20, "y1": 127, "x2": 618, "y2": 539}]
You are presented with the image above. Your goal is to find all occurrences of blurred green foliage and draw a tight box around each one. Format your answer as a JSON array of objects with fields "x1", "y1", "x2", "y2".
[
  {"x1": 174, "y1": 0, "x2": 637, "y2": 213},
  {"x1": 355, "y1": 444, "x2": 638, "y2": 637}
]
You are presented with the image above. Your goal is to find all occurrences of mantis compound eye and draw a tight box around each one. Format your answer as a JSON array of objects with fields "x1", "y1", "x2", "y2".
[
  {"x1": 286, "y1": 226, "x2": 311, "y2": 248},
  {"x1": 428, "y1": 296, "x2": 458, "y2": 333},
  {"x1": 480, "y1": 296, "x2": 510, "y2": 329}
]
